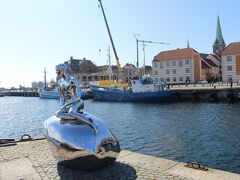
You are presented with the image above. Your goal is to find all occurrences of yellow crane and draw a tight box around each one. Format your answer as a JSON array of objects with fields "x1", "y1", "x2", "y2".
[{"x1": 98, "y1": 0, "x2": 125, "y2": 87}]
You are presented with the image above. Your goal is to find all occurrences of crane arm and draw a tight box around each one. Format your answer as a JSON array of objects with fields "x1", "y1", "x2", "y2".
[
  {"x1": 138, "y1": 40, "x2": 170, "y2": 45},
  {"x1": 98, "y1": 0, "x2": 122, "y2": 73}
]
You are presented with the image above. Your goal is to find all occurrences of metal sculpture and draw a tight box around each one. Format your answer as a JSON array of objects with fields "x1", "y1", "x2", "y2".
[{"x1": 44, "y1": 63, "x2": 120, "y2": 170}]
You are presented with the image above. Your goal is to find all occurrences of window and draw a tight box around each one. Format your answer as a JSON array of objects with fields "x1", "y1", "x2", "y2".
[
  {"x1": 173, "y1": 77, "x2": 177, "y2": 82},
  {"x1": 160, "y1": 78, "x2": 164, "y2": 82},
  {"x1": 186, "y1": 76, "x2": 190, "y2": 81},
  {"x1": 179, "y1": 60, "x2": 182, "y2": 67},
  {"x1": 166, "y1": 62, "x2": 170, "y2": 66},
  {"x1": 154, "y1": 70, "x2": 158, "y2": 75},
  {"x1": 166, "y1": 77, "x2": 170, "y2": 82},
  {"x1": 172, "y1": 61, "x2": 176, "y2": 66},
  {"x1": 154, "y1": 78, "x2": 158, "y2": 83},
  {"x1": 172, "y1": 69, "x2": 176, "y2": 74},
  {"x1": 179, "y1": 77, "x2": 183, "y2": 81},
  {"x1": 166, "y1": 69, "x2": 170, "y2": 74},
  {"x1": 185, "y1": 60, "x2": 190, "y2": 65},
  {"x1": 160, "y1": 62, "x2": 164, "y2": 68},
  {"x1": 129, "y1": 70, "x2": 132, "y2": 76},
  {"x1": 185, "y1": 68, "x2": 190, "y2": 73},
  {"x1": 153, "y1": 62, "x2": 158, "y2": 67},
  {"x1": 227, "y1": 66, "x2": 232, "y2": 71},
  {"x1": 227, "y1": 56, "x2": 232, "y2": 62}
]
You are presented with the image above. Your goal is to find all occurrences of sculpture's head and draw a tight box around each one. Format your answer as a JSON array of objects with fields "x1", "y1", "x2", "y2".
[{"x1": 56, "y1": 63, "x2": 68, "y2": 77}]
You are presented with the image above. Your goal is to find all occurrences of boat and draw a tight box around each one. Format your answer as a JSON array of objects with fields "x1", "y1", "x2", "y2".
[
  {"x1": 39, "y1": 87, "x2": 92, "y2": 100},
  {"x1": 39, "y1": 67, "x2": 92, "y2": 100},
  {"x1": 39, "y1": 88, "x2": 60, "y2": 99},
  {"x1": 0, "y1": 94, "x2": 4, "y2": 97},
  {"x1": 90, "y1": 75, "x2": 176, "y2": 102},
  {"x1": 93, "y1": 0, "x2": 176, "y2": 102}
]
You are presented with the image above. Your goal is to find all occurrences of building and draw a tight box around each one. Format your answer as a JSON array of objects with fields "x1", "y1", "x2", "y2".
[
  {"x1": 152, "y1": 48, "x2": 201, "y2": 84},
  {"x1": 122, "y1": 63, "x2": 137, "y2": 83},
  {"x1": 201, "y1": 60, "x2": 211, "y2": 81},
  {"x1": 31, "y1": 81, "x2": 45, "y2": 90},
  {"x1": 139, "y1": 65, "x2": 152, "y2": 76},
  {"x1": 66, "y1": 56, "x2": 120, "y2": 86},
  {"x1": 221, "y1": 42, "x2": 240, "y2": 82},
  {"x1": 200, "y1": 53, "x2": 220, "y2": 81}
]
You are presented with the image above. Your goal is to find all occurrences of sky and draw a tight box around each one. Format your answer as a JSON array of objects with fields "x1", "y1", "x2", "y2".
[{"x1": 0, "y1": 0, "x2": 239, "y2": 88}]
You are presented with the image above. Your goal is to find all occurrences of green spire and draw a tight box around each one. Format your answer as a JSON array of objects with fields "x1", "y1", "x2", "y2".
[
  {"x1": 213, "y1": 16, "x2": 225, "y2": 45},
  {"x1": 187, "y1": 39, "x2": 190, "y2": 48}
]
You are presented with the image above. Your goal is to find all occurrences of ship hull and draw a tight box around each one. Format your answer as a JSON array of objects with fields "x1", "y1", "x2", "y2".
[
  {"x1": 39, "y1": 91, "x2": 91, "y2": 100},
  {"x1": 91, "y1": 86, "x2": 176, "y2": 102}
]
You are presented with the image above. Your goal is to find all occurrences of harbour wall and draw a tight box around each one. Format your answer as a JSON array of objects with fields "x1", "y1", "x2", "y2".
[
  {"x1": 2, "y1": 87, "x2": 240, "y2": 102},
  {"x1": 175, "y1": 88, "x2": 240, "y2": 102},
  {"x1": 3, "y1": 91, "x2": 39, "y2": 97}
]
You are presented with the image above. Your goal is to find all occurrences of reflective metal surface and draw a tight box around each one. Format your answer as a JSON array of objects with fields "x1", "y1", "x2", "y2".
[{"x1": 44, "y1": 63, "x2": 120, "y2": 170}]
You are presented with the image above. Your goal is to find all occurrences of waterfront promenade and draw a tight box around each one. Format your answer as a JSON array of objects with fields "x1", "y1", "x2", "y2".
[{"x1": 0, "y1": 139, "x2": 239, "y2": 180}]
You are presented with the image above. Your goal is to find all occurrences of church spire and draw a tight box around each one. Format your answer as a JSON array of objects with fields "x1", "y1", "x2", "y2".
[
  {"x1": 213, "y1": 16, "x2": 226, "y2": 56},
  {"x1": 187, "y1": 39, "x2": 190, "y2": 48},
  {"x1": 213, "y1": 16, "x2": 225, "y2": 46}
]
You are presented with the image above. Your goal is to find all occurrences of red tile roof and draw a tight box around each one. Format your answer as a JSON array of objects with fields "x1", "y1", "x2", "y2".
[
  {"x1": 210, "y1": 54, "x2": 221, "y2": 60},
  {"x1": 222, "y1": 42, "x2": 240, "y2": 56},
  {"x1": 204, "y1": 58, "x2": 218, "y2": 67},
  {"x1": 153, "y1": 48, "x2": 198, "y2": 62},
  {"x1": 201, "y1": 60, "x2": 210, "y2": 69}
]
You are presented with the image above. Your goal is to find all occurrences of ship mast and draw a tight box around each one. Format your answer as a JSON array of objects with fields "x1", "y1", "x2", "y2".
[
  {"x1": 44, "y1": 67, "x2": 47, "y2": 89},
  {"x1": 107, "y1": 46, "x2": 112, "y2": 81}
]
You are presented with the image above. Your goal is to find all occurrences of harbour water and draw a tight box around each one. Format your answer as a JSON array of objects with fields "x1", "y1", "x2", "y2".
[{"x1": 0, "y1": 96, "x2": 240, "y2": 174}]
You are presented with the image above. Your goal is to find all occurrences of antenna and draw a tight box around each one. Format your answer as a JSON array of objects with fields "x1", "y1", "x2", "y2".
[
  {"x1": 134, "y1": 33, "x2": 140, "y2": 69},
  {"x1": 107, "y1": 46, "x2": 112, "y2": 80}
]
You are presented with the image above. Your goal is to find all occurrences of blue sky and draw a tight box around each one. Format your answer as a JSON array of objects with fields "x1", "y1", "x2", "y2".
[{"x1": 0, "y1": 0, "x2": 239, "y2": 88}]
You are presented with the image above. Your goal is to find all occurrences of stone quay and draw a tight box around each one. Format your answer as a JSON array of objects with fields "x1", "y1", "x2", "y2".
[{"x1": 0, "y1": 139, "x2": 239, "y2": 179}]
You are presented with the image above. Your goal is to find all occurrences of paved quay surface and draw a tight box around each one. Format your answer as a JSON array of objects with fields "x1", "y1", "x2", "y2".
[{"x1": 0, "y1": 139, "x2": 239, "y2": 180}]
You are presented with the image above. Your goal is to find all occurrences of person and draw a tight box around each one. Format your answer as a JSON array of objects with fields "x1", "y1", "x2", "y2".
[
  {"x1": 229, "y1": 77, "x2": 233, "y2": 88},
  {"x1": 55, "y1": 63, "x2": 95, "y2": 131}
]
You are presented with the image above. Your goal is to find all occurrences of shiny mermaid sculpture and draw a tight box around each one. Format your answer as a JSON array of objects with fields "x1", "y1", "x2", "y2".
[{"x1": 44, "y1": 63, "x2": 120, "y2": 170}]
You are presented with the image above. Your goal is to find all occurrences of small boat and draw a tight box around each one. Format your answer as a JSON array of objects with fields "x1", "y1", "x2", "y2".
[
  {"x1": 39, "y1": 88, "x2": 92, "y2": 100},
  {"x1": 90, "y1": 75, "x2": 176, "y2": 102},
  {"x1": 39, "y1": 88, "x2": 60, "y2": 99},
  {"x1": 0, "y1": 94, "x2": 4, "y2": 97}
]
